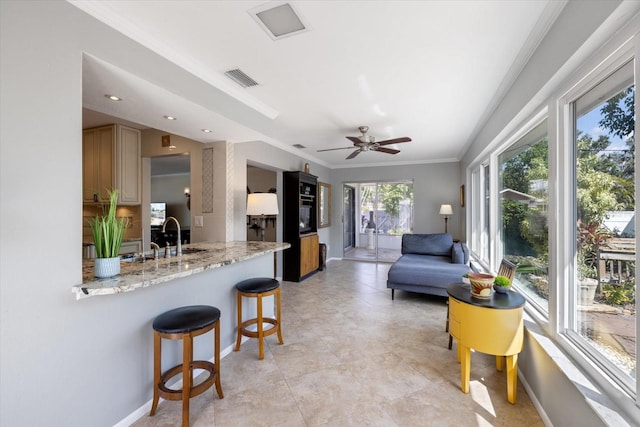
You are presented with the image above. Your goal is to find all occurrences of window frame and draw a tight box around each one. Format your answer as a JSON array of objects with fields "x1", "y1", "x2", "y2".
[
  {"x1": 467, "y1": 32, "x2": 639, "y2": 412},
  {"x1": 557, "y1": 43, "x2": 637, "y2": 399}
]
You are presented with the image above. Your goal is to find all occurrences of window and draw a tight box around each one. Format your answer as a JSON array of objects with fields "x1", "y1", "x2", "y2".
[
  {"x1": 467, "y1": 25, "x2": 638, "y2": 416},
  {"x1": 482, "y1": 164, "x2": 491, "y2": 264},
  {"x1": 498, "y1": 120, "x2": 549, "y2": 312},
  {"x1": 570, "y1": 60, "x2": 635, "y2": 390}
]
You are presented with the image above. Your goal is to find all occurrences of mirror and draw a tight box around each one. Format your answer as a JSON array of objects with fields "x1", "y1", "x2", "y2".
[{"x1": 318, "y1": 182, "x2": 331, "y2": 228}]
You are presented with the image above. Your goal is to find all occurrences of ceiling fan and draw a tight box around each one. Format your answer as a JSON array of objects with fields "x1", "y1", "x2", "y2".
[{"x1": 317, "y1": 126, "x2": 411, "y2": 159}]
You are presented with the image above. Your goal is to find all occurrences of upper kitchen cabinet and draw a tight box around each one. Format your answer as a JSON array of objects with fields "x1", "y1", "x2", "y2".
[
  {"x1": 83, "y1": 124, "x2": 141, "y2": 205},
  {"x1": 115, "y1": 125, "x2": 141, "y2": 204}
]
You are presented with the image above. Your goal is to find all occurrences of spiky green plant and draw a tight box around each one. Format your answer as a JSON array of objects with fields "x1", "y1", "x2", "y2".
[{"x1": 88, "y1": 190, "x2": 129, "y2": 258}]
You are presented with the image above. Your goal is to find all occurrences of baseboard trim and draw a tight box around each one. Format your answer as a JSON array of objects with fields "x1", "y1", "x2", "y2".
[
  {"x1": 518, "y1": 369, "x2": 552, "y2": 427},
  {"x1": 113, "y1": 340, "x2": 245, "y2": 427}
]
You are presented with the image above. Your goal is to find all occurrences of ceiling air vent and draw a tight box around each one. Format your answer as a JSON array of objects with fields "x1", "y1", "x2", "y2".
[{"x1": 224, "y1": 69, "x2": 259, "y2": 88}]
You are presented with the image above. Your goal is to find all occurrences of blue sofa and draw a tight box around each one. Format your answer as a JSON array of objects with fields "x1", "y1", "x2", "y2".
[{"x1": 387, "y1": 233, "x2": 471, "y2": 299}]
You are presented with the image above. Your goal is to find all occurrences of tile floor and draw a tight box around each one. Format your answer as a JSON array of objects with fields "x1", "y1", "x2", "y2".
[{"x1": 133, "y1": 260, "x2": 544, "y2": 426}]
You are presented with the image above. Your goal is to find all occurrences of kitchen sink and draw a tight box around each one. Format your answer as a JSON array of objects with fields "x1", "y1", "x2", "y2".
[
  {"x1": 121, "y1": 254, "x2": 156, "y2": 263},
  {"x1": 181, "y1": 248, "x2": 207, "y2": 255}
]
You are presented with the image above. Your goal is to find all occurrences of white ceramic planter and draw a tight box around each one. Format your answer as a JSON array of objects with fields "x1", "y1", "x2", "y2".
[
  {"x1": 94, "y1": 256, "x2": 121, "y2": 278},
  {"x1": 578, "y1": 278, "x2": 598, "y2": 305}
]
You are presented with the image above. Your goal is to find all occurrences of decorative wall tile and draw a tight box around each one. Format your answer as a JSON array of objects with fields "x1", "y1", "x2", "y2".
[{"x1": 202, "y1": 147, "x2": 214, "y2": 213}]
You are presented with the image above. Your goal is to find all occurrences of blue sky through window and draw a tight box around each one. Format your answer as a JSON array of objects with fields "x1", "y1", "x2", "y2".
[{"x1": 577, "y1": 90, "x2": 634, "y2": 153}]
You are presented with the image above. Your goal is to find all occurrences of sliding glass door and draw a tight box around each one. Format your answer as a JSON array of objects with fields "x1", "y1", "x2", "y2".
[{"x1": 343, "y1": 180, "x2": 413, "y2": 262}]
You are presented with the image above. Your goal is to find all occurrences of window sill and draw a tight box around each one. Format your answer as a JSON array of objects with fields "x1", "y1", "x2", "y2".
[{"x1": 522, "y1": 309, "x2": 640, "y2": 426}]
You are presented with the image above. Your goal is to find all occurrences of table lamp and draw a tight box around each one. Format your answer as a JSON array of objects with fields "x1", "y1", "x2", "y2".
[{"x1": 247, "y1": 193, "x2": 279, "y2": 241}]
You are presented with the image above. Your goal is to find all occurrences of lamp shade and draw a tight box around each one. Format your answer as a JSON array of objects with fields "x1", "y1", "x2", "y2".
[
  {"x1": 247, "y1": 193, "x2": 279, "y2": 216},
  {"x1": 439, "y1": 204, "x2": 453, "y2": 215}
]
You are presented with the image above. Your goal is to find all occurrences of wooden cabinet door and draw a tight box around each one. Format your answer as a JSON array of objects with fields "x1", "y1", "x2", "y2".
[
  {"x1": 83, "y1": 125, "x2": 114, "y2": 203},
  {"x1": 300, "y1": 234, "x2": 319, "y2": 277},
  {"x1": 116, "y1": 125, "x2": 141, "y2": 205}
]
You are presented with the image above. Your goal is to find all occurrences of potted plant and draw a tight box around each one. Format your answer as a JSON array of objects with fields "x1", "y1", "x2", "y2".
[
  {"x1": 89, "y1": 189, "x2": 129, "y2": 278},
  {"x1": 577, "y1": 252, "x2": 598, "y2": 305},
  {"x1": 493, "y1": 275, "x2": 511, "y2": 294}
]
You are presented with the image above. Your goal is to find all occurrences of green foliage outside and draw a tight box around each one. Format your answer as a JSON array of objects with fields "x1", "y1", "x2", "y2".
[
  {"x1": 377, "y1": 183, "x2": 413, "y2": 217},
  {"x1": 359, "y1": 183, "x2": 413, "y2": 233},
  {"x1": 501, "y1": 86, "x2": 635, "y2": 308}
]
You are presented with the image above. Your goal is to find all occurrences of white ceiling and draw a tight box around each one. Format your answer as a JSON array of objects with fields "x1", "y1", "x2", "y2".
[{"x1": 73, "y1": 0, "x2": 564, "y2": 168}]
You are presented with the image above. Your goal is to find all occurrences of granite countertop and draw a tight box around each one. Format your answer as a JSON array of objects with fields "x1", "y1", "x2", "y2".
[{"x1": 73, "y1": 241, "x2": 290, "y2": 300}]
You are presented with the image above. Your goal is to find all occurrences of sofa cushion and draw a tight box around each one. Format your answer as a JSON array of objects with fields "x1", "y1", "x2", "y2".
[
  {"x1": 452, "y1": 242, "x2": 464, "y2": 264},
  {"x1": 387, "y1": 254, "x2": 470, "y2": 289},
  {"x1": 402, "y1": 233, "x2": 453, "y2": 256},
  {"x1": 451, "y1": 242, "x2": 470, "y2": 264}
]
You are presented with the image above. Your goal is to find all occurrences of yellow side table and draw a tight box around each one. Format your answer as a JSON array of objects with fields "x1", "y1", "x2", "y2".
[{"x1": 447, "y1": 283, "x2": 525, "y2": 404}]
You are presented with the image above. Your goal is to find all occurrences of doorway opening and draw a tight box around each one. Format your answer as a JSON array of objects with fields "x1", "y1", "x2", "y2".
[
  {"x1": 343, "y1": 180, "x2": 413, "y2": 262},
  {"x1": 247, "y1": 165, "x2": 278, "y2": 242},
  {"x1": 150, "y1": 153, "x2": 191, "y2": 246}
]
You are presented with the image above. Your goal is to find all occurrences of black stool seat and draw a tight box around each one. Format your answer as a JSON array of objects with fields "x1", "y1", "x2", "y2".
[
  {"x1": 153, "y1": 305, "x2": 221, "y2": 334},
  {"x1": 235, "y1": 278, "x2": 280, "y2": 294}
]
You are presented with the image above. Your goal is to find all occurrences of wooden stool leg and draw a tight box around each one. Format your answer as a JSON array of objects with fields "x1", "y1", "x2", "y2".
[
  {"x1": 150, "y1": 332, "x2": 161, "y2": 416},
  {"x1": 214, "y1": 320, "x2": 224, "y2": 398},
  {"x1": 182, "y1": 334, "x2": 192, "y2": 427},
  {"x1": 276, "y1": 288, "x2": 283, "y2": 345},
  {"x1": 257, "y1": 294, "x2": 264, "y2": 359},
  {"x1": 234, "y1": 291, "x2": 242, "y2": 351}
]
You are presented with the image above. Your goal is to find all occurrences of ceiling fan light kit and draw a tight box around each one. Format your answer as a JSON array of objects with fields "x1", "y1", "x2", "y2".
[{"x1": 317, "y1": 126, "x2": 411, "y2": 159}]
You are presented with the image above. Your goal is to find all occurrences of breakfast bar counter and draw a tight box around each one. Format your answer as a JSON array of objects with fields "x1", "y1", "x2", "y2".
[{"x1": 73, "y1": 241, "x2": 290, "y2": 300}]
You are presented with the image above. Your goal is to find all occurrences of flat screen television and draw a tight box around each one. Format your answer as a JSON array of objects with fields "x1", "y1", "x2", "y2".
[
  {"x1": 299, "y1": 205, "x2": 312, "y2": 233},
  {"x1": 150, "y1": 202, "x2": 166, "y2": 227}
]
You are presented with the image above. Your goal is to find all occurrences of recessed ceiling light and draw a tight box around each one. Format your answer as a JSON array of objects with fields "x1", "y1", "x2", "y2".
[
  {"x1": 105, "y1": 94, "x2": 122, "y2": 101},
  {"x1": 249, "y1": 2, "x2": 310, "y2": 40},
  {"x1": 163, "y1": 115, "x2": 177, "y2": 120},
  {"x1": 202, "y1": 129, "x2": 213, "y2": 133}
]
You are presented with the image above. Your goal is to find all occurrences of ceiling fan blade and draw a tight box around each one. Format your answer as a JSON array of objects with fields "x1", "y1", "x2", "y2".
[
  {"x1": 346, "y1": 136, "x2": 364, "y2": 145},
  {"x1": 317, "y1": 146, "x2": 357, "y2": 152},
  {"x1": 377, "y1": 137, "x2": 411, "y2": 146},
  {"x1": 375, "y1": 147, "x2": 400, "y2": 155},
  {"x1": 346, "y1": 150, "x2": 361, "y2": 160}
]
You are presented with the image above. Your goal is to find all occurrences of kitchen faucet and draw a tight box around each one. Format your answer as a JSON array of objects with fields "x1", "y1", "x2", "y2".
[
  {"x1": 162, "y1": 217, "x2": 182, "y2": 257},
  {"x1": 150, "y1": 242, "x2": 160, "y2": 260}
]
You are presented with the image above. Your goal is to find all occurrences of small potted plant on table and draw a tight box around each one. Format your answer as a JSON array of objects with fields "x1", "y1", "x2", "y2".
[
  {"x1": 493, "y1": 275, "x2": 511, "y2": 294},
  {"x1": 89, "y1": 189, "x2": 129, "y2": 278}
]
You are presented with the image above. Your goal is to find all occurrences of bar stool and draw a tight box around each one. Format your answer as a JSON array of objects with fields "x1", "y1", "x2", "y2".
[
  {"x1": 150, "y1": 305, "x2": 223, "y2": 427},
  {"x1": 234, "y1": 278, "x2": 283, "y2": 359}
]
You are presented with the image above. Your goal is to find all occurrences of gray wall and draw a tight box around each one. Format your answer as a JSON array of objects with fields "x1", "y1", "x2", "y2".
[
  {"x1": 234, "y1": 141, "x2": 333, "y2": 270},
  {"x1": 151, "y1": 174, "x2": 191, "y2": 227},
  {"x1": 327, "y1": 162, "x2": 461, "y2": 258},
  {"x1": 0, "y1": 2, "x2": 273, "y2": 426},
  {"x1": 2, "y1": 0, "x2": 637, "y2": 425}
]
